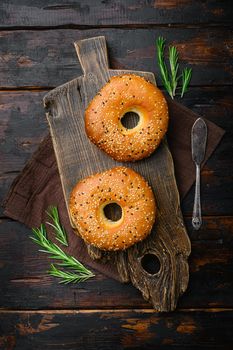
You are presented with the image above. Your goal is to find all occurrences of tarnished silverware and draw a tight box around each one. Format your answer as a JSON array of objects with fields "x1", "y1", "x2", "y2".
[{"x1": 191, "y1": 118, "x2": 208, "y2": 230}]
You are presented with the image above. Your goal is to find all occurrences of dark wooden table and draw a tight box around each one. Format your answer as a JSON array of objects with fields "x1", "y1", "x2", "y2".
[{"x1": 0, "y1": 1, "x2": 233, "y2": 349}]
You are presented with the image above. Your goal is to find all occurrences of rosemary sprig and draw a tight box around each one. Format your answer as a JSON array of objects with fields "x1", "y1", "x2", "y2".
[
  {"x1": 181, "y1": 67, "x2": 192, "y2": 98},
  {"x1": 49, "y1": 264, "x2": 93, "y2": 284},
  {"x1": 169, "y1": 46, "x2": 179, "y2": 98},
  {"x1": 30, "y1": 223, "x2": 94, "y2": 284},
  {"x1": 156, "y1": 36, "x2": 192, "y2": 99},
  {"x1": 46, "y1": 206, "x2": 68, "y2": 246},
  {"x1": 156, "y1": 37, "x2": 173, "y2": 98}
]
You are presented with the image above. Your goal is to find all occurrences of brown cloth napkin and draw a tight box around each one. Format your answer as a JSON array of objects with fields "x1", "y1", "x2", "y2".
[{"x1": 3, "y1": 98, "x2": 225, "y2": 280}]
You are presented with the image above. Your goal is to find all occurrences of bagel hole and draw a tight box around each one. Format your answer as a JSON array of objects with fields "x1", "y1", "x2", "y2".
[
  {"x1": 141, "y1": 254, "x2": 160, "y2": 275},
  {"x1": 121, "y1": 111, "x2": 140, "y2": 129},
  {"x1": 103, "y1": 203, "x2": 122, "y2": 222}
]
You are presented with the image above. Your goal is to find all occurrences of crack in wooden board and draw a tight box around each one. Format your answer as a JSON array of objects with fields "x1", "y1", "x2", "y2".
[{"x1": 44, "y1": 36, "x2": 191, "y2": 311}]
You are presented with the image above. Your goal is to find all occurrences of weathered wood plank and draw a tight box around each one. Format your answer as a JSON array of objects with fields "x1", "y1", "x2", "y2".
[
  {"x1": 0, "y1": 309, "x2": 233, "y2": 350},
  {"x1": 0, "y1": 0, "x2": 232, "y2": 27},
  {"x1": 0, "y1": 91, "x2": 48, "y2": 178},
  {"x1": 0, "y1": 28, "x2": 232, "y2": 88},
  {"x1": 1, "y1": 87, "x2": 232, "y2": 216},
  {"x1": 0, "y1": 217, "x2": 232, "y2": 310}
]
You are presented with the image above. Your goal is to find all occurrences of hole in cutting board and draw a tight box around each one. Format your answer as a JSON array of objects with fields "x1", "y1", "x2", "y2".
[
  {"x1": 103, "y1": 203, "x2": 122, "y2": 222},
  {"x1": 121, "y1": 111, "x2": 140, "y2": 129},
  {"x1": 141, "y1": 254, "x2": 160, "y2": 275}
]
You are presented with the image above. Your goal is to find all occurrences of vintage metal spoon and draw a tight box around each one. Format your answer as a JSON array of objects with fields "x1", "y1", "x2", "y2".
[{"x1": 191, "y1": 118, "x2": 208, "y2": 230}]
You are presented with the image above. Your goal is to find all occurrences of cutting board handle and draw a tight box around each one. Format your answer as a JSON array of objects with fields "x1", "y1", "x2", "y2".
[{"x1": 74, "y1": 36, "x2": 109, "y2": 75}]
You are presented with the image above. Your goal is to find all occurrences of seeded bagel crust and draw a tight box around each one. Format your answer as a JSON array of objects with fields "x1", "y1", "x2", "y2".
[
  {"x1": 69, "y1": 167, "x2": 156, "y2": 251},
  {"x1": 85, "y1": 74, "x2": 169, "y2": 162}
]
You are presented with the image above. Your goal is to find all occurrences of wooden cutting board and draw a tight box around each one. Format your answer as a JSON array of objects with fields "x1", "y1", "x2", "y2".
[{"x1": 44, "y1": 36, "x2": 191, "y2": 312}]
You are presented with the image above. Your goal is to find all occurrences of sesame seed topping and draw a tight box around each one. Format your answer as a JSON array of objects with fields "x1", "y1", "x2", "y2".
[{"x1": 70, "y1": 166, "x2": 156, "y2": 251}]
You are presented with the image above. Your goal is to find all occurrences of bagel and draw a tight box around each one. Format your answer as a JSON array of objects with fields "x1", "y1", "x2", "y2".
[
  {"x1": 69, "y1": 167, "x2": 156, "y2": 251},
  {"x1": 85, "y1": 74, "x2": 169, "y2": 162}
]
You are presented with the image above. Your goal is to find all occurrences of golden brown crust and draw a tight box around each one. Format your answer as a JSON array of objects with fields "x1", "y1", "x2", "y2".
[
  {"x1": 85, "y1": 74, "x2": 169, "y2": 162},
  {"x1": 69, "y1": 167, "x2": 156, "y2": 251}
]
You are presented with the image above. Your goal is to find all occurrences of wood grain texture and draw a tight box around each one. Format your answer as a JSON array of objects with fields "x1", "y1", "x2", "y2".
[
  {"x1": 1, "y1": 87, "x2": 232, "y2": 218},
  {"x1": 0, "y1": 0, "x2": 232, "y2": 27},
  {"x1": 43, "y1": 36, "x2": 191, "y2": 311},
  {"x1": 0, "y1": 28, "x2": 232, "y2": 88},
  {"x1": 0, "y1": 1, "x2": 233, "y2": 347},
  {"x1": 0, "y1": 217, "x2": 232, "y2": 310},
  {"x1": 1, "y1": 309, "x2": 233, "y2": 350},
  {"x1": 0, "y1": 0, "x2": 233, "y2": 350}
]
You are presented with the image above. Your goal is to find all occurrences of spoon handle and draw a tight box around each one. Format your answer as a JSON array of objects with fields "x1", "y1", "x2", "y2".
[{"x1": 192, "y1": 164, "x2": 202, "y2": 230}]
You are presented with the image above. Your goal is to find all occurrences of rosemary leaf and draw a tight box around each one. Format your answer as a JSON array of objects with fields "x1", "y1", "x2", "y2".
[
  {"x1": 30, "y1": 223, "x2": 94, "y2": 283},
  {"x1": 169, "y1": 46, "x2": 179, "y2": 97},
  {"x1": 181, "y1": 68, "x2": 192, "y2": 98},
  {"x1": 156, "y1": 36, "x2": 193, "y2": 99},
  {"x1": 48, "y1": 264, "x2": 93, "y2": 284},
  {"x1": 46, "y1": 206, "x2": 68, "y2": 246},
  {"x1": 156, "y1": 37, "x2": 173, "y2": 99}
]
